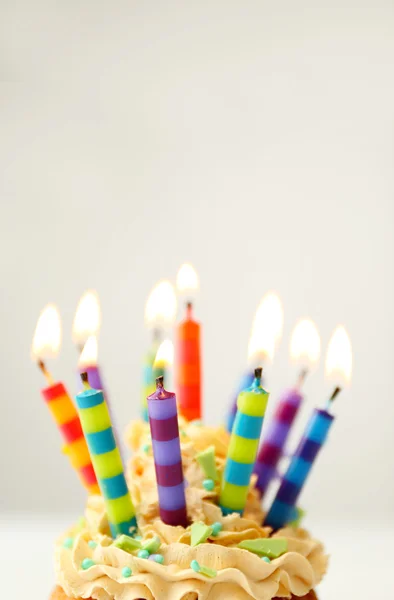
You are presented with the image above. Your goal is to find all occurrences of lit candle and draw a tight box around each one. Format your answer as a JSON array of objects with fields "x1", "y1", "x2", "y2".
[
  {"x1": 220, "y1": 368, "x2": 270, "y2": 515},
  {"x1": 254, "y1": 319, "x2": 321, "y2": 497},
  {"x1": 142, "y1": 281, "x2": 177, "y2": 421},
  {"x1": 154, "y1": 339, "x2": 175, "y2": 390},
  {"x1": 76, "y1": 373, "x2": 137, "y2": 537},
  {"x1": 226, "y1": 293, "x2": 283, "y2": 433},
  {"x1": 72, "y1": 290, "x2": 101, "y2": 352},
  {"x1": 265, "y1": 326, "x2": 352, "y2": 530},
  {"x1": 147, "y1": 376, "x2": 187, "y2": 527},
  {"x1": 175, "y1": 264, "x2": 202, "y2": 422},
  {"x1": 32, "y1": 305, "x2": 99, "y2": 494},
  {"x1": 78, "y1": 335, "x2": 106, "y2": 393}
]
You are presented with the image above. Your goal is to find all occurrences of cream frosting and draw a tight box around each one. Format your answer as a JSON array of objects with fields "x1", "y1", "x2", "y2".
[{"x1": 55, "y1": 420, "x2": 328, "y2": 600}]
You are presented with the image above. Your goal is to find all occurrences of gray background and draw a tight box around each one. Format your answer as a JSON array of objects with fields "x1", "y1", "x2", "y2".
[{"x1": 1, "y1": 0, "x2": 393, "y2": 528}]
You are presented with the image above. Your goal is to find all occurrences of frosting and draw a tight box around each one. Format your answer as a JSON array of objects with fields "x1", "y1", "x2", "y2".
[{"x1": 55, "y1": 420, "x2": 328, "y2": 600}]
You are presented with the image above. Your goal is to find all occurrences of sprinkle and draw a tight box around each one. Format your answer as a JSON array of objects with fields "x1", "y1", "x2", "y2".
[
  {"x1": 121, "y1": 566, "x2": 132, "y2": 578},
  {"x1": 63, "y1": 537, "x2": 74, "y2": 549},
  {"x1": 196, "y1": 446, "x2": 218, "y2": 480},
  {"x1": 81, "y1": 558, "x2": 95, "y2": 570},
  {"x1": 211, "y1": 522, "x2": 223, "y2": 537},
  {"x1": 137, "y1": 549, "x2": 150, "y2": 559},
  {"x1": 191, "y1": 522, "x2": 213, "y2": 546},
  {"x1": 190, "y1": 559, "x2": 201, "y2": 573},
  {"x1": 149, "y1": 553, "x2": 164, "y2": 564},
  {"x1": 142, "y1": 536, "x2": 161, "y2": 554},
  {"x1": 113, "y1": 534, "x2": 142, "y2": 553},
  {"x1": 261, "y1": 556, "x2": 271, "y2": 563},
  {"x1": 289, "y1": 507, "x2": 306, "y2": 528},
  {"x1": 200, "y1": 565, "x2": 217, "y2": 578},
  {"x1": 202, "y1": 479, "x2": 215, "y2": 491},
  {"x1": 88, "y1": 541, "x2": 97, "y2": 549},
  {"x1": 134, "y1": 535, "x2": 142, "y2": 541},
  {"x1": 142, "y1": 443, "x2": 150, "y2": 454},
  {"x1": 180, "y1": 429, "x2": 186, "y2": 437},
  {"x1": 238, "y1": 538, "x2": 288, "y2": 558}
]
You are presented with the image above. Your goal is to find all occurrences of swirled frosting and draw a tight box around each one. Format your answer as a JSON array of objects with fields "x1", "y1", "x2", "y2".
[{"x1": 55, "y1": 420, "x2": 328, "y2": 600}]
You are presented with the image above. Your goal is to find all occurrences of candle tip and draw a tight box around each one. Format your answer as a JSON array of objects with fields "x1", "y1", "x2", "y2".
[
  {"x1": 80, "y1": 371, "x2": 91, "y2": 390},
  {"x1": 254, "y1": 367, "x2": 263, "y2": 380},
  {"x1": 297, "y1": 368, "x2": 308, "y2": 388},
  {"x1": 156, "y1": 375, "x2": 164, "y2": 389},
  {"x1": 329, "y1": 386, "x2": 342, "y2": 403},
  {"x1": 38, "y1": 359, "x2": 54, "y2": 386}
]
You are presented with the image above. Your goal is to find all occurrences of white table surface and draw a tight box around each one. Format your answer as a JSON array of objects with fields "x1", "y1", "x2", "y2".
[{"x1": 0, "y1": 515, "x2": 392, "y2": 599}]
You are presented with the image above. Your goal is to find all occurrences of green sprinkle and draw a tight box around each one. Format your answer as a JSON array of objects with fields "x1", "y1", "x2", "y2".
[
  {"x1": 180, "y1": 429, "x2": 186, "y2": 437},
  {"x1": 289, "y1": 507, "x2": 306, "y2": 528},
  {"x1": 190, "y1": 559, "x2": 201, "y2": 573},
  {"x1": 200, "y1": 565, "x2": 217, "y2": 578},
  {"x1": 191, "y1": 522, "x2": 213, "y2": 546},
  {"x1": 63, "y1": 537, "x2": 74, "y2": 549},
  {"x1": 121, "y1": 566, "x2": 132, "y2": 578},
  {"x1": 238, "y1": 538, "x2": 288, "y2": 559},
  {"x1": 81, "y1": 558, "x2": 95, "y2": 570},
  {"x1": 142, "y1": 536, "x2": 161, "y2": 554},
  {"x1": 138, "y1": 549, "x2": 150, "y2": 559},
  {"x1": 88, "y1": 541, "x2": 97, "y2": 549},
  {"x1": 261, "y1": 556, "x2": 271, "y2": 563},
  {"x1": 196, "y1": 446, "x2": 218, "y2": 480},
  {"x1": 202, "y1": 478, "x2": 215, "y2": 491},
  {"x1": 142, "y1": 443, "x2": 150, "y2": 454},
  {"x1": 211, "y1": 522, "x2": 223, "y2": 537},
  {"x1": 113, "y1": 534, "x2": 142, "y2": 554}
]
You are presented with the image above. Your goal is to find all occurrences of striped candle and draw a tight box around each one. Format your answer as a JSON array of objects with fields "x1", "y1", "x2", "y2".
[
  {"x1": 147, "y1": 377, "x2": 187, "y2": 527},
  {"x1": 226, "y1": 371, "x2": 255, "y2": 434},
  {"x1": 220, "y1": 368, "x2": 269, "y2": 515},
  {"x1": 41, "y1": 382, "x2": 99, "y2": 494},
  {"x1": 176, "y1": 302, "x2": 201, "y2": 422},
  {"x1": 265, "y1": 407, "x2": 334, "y2": 530},
  {"x1": 254, "y1": 387, "x2": 303, "y2": 498},
  {"x1": 75, "y1": 375, "x2": 137, "y2": 538}
]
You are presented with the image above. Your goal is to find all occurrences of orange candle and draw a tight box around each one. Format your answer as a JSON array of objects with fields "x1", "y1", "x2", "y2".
[{"x1": 176, "y1": 302, "x2": 202, "y2": 421}]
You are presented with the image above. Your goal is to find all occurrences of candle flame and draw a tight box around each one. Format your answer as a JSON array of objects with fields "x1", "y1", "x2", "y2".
[
  {"x1": 72, "y1": 290, "x2": 101, "y2": 345},
  {"x1": 154, "y1": 339, "x2": 174, "y2": 369},
  {"x1": 176, "y1": 263, "x2": 199, "y2": 294},
  {"x1": 145, "y1": 281, "x2": 177, "y2": 326},
  {"x1": 248, "y1": 292, "x2": 283, "y2": 361},
  {"x1": 290, "y1": 319, "x2": 321, "y2": 366},
  {"x1": 325, "y1": 325, "x2": 352, "y2": 386},
  {"x1": 79, "y1": 335, "x2": 98, "y2": 368},
  {"x1": 31, "y1": 304, "x2": 62, "y2": 360}
]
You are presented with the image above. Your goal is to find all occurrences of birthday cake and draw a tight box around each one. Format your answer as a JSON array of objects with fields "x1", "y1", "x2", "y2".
[{"x1": 52, "y1": 418, "x2": 327, "y2": 600}]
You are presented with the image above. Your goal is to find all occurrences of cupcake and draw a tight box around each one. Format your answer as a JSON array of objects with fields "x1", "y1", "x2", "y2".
[{"x1": 52, "y1": 420, "x2": 327, "y2": 600}]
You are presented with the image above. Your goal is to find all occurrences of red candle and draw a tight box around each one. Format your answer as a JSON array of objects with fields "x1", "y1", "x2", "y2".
[{"x1": 176, "y1": 302, "x2": 202, "y2": 421}]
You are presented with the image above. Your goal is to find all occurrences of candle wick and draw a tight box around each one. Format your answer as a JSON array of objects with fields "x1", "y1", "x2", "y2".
[
  {"x1": 297, "y1": 369, "x2": 308, "y2": 389},
  {"x1": 329, "y1": 386, "x2": 342, "y2": 403},
  {"x1": 156, "y1": 375, "x2": 164, "y2": 389},
  {"x1": 254, "y1": 366, "x2": 263, "y2": 381},
  {"x1": 38, "y1": 359, "x2": 54, "y2": 386},
  {"x1": 186, "y1": 301, "x2": 193, "y2": 319},
  {"x1": 80, "y1": 371, "x2": 91, "y2": 390}
]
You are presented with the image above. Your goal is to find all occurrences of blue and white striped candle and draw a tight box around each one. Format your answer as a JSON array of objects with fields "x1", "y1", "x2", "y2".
[{"x1": 265, "y1": 405, "x2": 335, "y2": 530}]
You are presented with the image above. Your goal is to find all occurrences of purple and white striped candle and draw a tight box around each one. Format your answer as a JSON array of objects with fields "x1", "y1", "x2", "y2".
[
  {"x1": 147, "y1": 376, "x2": 188, "y2": 527},
  {"x1": 253, "y1": 386, "x2": 303, "y2": 498}
]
